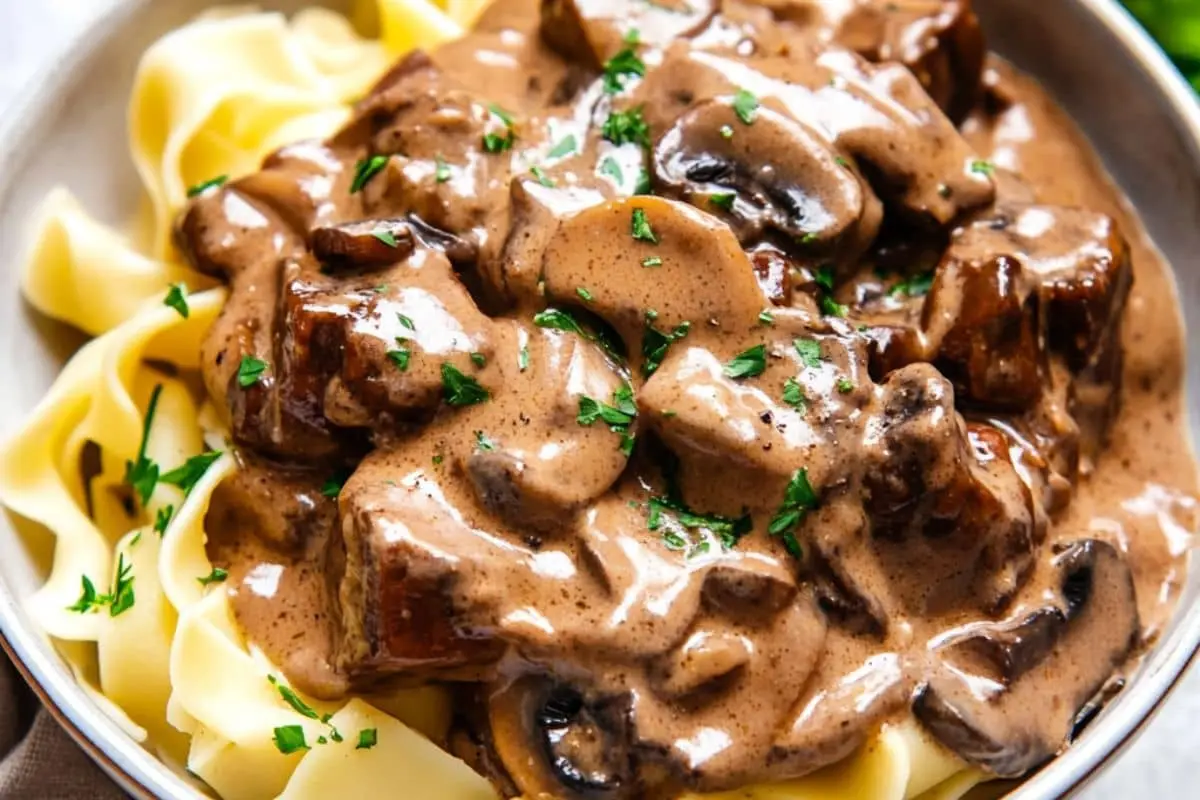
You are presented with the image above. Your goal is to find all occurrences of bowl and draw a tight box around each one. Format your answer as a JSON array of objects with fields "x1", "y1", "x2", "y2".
[{"x1": 0, "y1": 0, "x2": 1196, "y2": 797}]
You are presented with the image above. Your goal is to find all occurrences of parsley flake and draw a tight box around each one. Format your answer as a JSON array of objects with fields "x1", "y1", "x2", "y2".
[
  {"x1": 350, "y1": 155, "x2": 388, "y2": 194},
  {"x1": 794, "y1": 338, "x2": 822, "y2": 369},
  {"x1": 723, "y1": 344, "x2": 767, "y2": 379},
  {"x1": 475, "y1": 431, "x2": 497, "y2": 451},
  {"x1": 470, "y1": 352, "x2": 487, "y2": 367},
  {"x1": 160, "y1": 451, "x2": 222, "y2": 494},
  {"x1": 530, "y1": 165, "x2": 555, "y2": 187},
  {"x1": 768, "y1": 468, "x2": 818, "y2": 557},
  {"x1": 758, "y1": 310, "x2": 774, "y2": 325},
  {"x1": 819, "y1": 295, "x2": 848, "y2": 318},
  {"x1": 782, "y1": 378, "x2": 806, "y2": 410},
  {"x1": 387, "y1": 345, "x2": 411, "y2": 371},
  {"x1": 237, "y1": 355, "x2": 268, "y2": 388},
  {"x1": 720, "y1": 124, "x2": 734, "y2": 139},
  {"x1": 970, "y1": 159, "x2": 996, "y2": 176},
  {"x1": 124, "y1": 384, "x2": 163, "y2": 506},
  {"x1": 603, "y1": 48, "x2": 646, "y2": 94},
  {"x1": 356, "y1": 728, "x2": 378, "y2": 750},
  {"x1": 631, "y1": 208, "x2": 658, "y2": 243},
  {"x1": 733, "y1": 89, "x2": 759, "y2": 124},
  {"x1": 186, "y1": 175, "x2": 228, "y2": 198},
  {"x1": 576, "y1": 287, "x2": 594, "y2": 302},
  {"x1": 197, "y1": 567, "x2": 228, "y2": 586},
  {"x1": 709, "y1": 192, "x2": 736, "y2": 211},
  {"x1": 642, "y1": 256, "x2": 662, "y2": 268},
  {"x1": 518, "y1": 346, "x2": 530, "y2": 371},
  {"x1": 837, "y1": 378, "x2": 855, "y2": 394},
  {"x1": 577, "y1": 383, "x2": 637, "y2": 453},
  {"x1": 601, "y1": 106, "x2": 651, "y2": 148},
  {"x1": 434, "y1": 156, "x2": 451, "y2": 183},
  {"x1": 154, "y1": 505, "x2": 173, "y2": 536},
  {"x1": 164, "y1": 284, "x2": 189, "y2": 318},
  {"x1": 272, "y1": 725, "x2": 309, "y2": 755},
  {"x1": 371, "y1": 228, "x2": 399, "y2": 248},
  {"x1": 441, "y1": 363, "x2": 489, "y2": 407},
  {"x1": 642, "y1": 320, "x2": 690, "y2": 377},
  {"x1": 598, "y1": 156, "x2": 623, "y2": 184},
  {"x1": 889, "y1": 270, "x2": 935, "y2": 298}
]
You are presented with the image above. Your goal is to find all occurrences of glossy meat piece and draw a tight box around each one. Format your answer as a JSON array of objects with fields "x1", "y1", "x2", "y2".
[
  {"x1": 743, "y1": 0, "x2": 986, "y2": 120},
  {"x1": 914, "y1": 539, "x2": 1140, "y2": 776},
  {"x1": 861, "y1": 365, "x2": 1039, "y2": 613}
]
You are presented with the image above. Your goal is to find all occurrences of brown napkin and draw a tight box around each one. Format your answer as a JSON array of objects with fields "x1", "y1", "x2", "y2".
[{"x1": 0, "y1": 657, "x2": 126, "y2": 799}]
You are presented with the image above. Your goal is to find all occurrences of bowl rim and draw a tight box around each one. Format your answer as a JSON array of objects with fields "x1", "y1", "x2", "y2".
[{"x1": 0, "y1": 0, "x2": 1197, "y2": 798}]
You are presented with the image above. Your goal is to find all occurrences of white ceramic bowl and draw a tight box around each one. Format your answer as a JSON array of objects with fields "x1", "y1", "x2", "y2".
[{"x1": 0, "y1": 1, "x2": 1196, "y2": 797}]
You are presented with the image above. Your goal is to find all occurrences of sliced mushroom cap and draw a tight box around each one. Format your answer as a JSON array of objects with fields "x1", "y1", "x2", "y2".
[
  {"x1": 653, "y1": 98, "x2": 882, "y2": 261},
  {"x1": 540, "y1": 196, "x2": 767, "y2": 356},
  {"x1": 540, "y1": 0, "x2": 717, "y2": 68},
  {"x1": 310, "y1": 218, "x2": 416, "y2": 270},
  {"x1": 488, "y1": 677, "x2": 632, "y2": 799},
  {"x1": 913, "y1": 539, "x2": 1140, "y2": 777},
  {"x1": 467, "y1": 325, "x2": 632, "y2": 530}
]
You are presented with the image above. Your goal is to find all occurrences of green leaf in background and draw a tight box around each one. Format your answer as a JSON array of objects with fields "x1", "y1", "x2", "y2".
[{"x1": 1123, "y1": 0, "x2": 1200, "y2": 91}]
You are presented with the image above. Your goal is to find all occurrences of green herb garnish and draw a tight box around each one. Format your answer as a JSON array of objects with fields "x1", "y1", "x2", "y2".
[
  {"x1": 733, "y1": 89, "x2": 759, "y2": 124},
  {"x1": 350, "y1": 155, "x2": 388, "y2": 194},
  {"x1": 602, "y1": 106, "x2": 651, "y2": 147},
  {"x1": 603, "y1": 48, "x2": 646, "y2": 93},
  {"x1": 441, "y1": 363, "x2": 489, "y2": 406},
  {"x1": 237, "y1": 355, "x2": 268, "y2": 388},
  {"x1": 631, "y1": 207, "x2": 657, "y2": 243},
  {"x1": 164, "y1": 284, "x2": 189, "y2": 318},
  {"x1": 723, "y1": 344, "x2": 767, "y2": 379},
  {"x1": 186, "y1": 175, "x2": 228, "y2": 198},
  {"x1": 197, "y1": 567, "x2": 228, "y2": 586}
]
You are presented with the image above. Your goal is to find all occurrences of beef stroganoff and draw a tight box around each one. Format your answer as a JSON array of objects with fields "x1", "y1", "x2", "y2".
[{"x1": 1, "y1": 1, "x2": 1197, "y2": 799}]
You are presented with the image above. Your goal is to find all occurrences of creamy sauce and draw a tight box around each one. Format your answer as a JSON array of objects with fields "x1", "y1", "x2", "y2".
[{"x1": 180, "y1": 1, "x2": 1197, "y2": 796}]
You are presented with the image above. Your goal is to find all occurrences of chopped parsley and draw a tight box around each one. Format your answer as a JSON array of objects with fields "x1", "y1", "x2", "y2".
[
  {"x1": 782, "y1": 377, "x2": 806, "y2": 410},
  {"x1": 709, "y1": 192, "x2": 736, "y2": 211},
  {"x1": 533, "y1": 308, "x2": 587, "y2": 336},
  {"x1": 371, "y1": 228, "x2": 399, "y2": 248},
  {"x1": 642, "y1": 319, "x2": 690, "y2": 377},
  {"x1": 634, "y1": 168, "x2": 651, "y2": 195},
  {"x1": 889, "y1": 270, "x2": 935, "y2": 298},
  {"x1": 396, "y1": 313, "x2": 416, "y2": 331},
  {"x1": 434, "y1": 156, "x2": 451, "y2": 183},
  {"x1": 813, "y1": 264, "x2": 835, "y2": 293},
  {"x1": 601, "y1": 106, "x2": 651, "y2": 148},
  {"x1": 648, "y1": 495, "x2": 751, "y2": 552},
  {"x1": 387, "y1": 345, "x2": 411, "y2": 371},
  {"x1": 642, "y1": 256, "x2": 662, "y2": 268},
  {"x1": 576, "y1": 287, "x2": 594, "y2": 302},
  {"x1": 186, "y1": 175, "x2": 228, "y2": 198},
  {"x1": 794, "y1": 338, "x2": 822, "y2": 369},
  {"x1": 66, "y1": 576, "x2": 100, "y2": 614},
  {"x1": 68, "y1": 553, "x2": 135, "y2": 617},
  {"x1": 483, "y1": 103, "x2": 516, "y2": 153},
  {"x1": 758, "y1": 310, "x2": 774, "y2": 326},
  {"x1": 237, "y1": 355, "x2": 268, "y2": 388},
  {"x1": 272, "y1": 725, "x2": 309, "y2": 755},
  {"x1": 197, "y1": 567, "x2": 228, "y2": 586},
  {"x1": 530, "y1": 165, "x2": 555, "y2": 187},
  {"x1": 518, "y1": 346, "x2": 530, "y2": 371},
  {"x1": 154, "y1": 505, "x2": 173, "y2": 536},
  {"x1": 547, "y1": 134, "x2": 578, "y2": 160},
  {"x1": 970, "y1": 159, "x2": 996, "y2": 176},
  {"x1": 356, "y1": 728, "x2": 378, "y2": 750},
  {"x1": 441, "y1": 363, "x2": 489, "y2": 406},
  {"x1": 160, "y1": 451, "x2": 222, "y2": 494},
  {"x1": 723, "y1": 344, "x2": 767, "y2": 379},
  {"x1": 819, "y1": 294, "x2": 848, "y2": 318},
  {"x1": 470, "y1": 352, "x2": 487, "y2": 368},
  {"x1": 164, "y1": 284, "x2": 189, "y2": 318},
  {"x1": 837, "y1": 378, "x2": 855, "y2": 394},
  {"x1": 598, "y1": 156, "x2": 623, "y2": 184},
  {"x1": 350, "y1": 155, "x2": 388, "y2": 194},
  {"x1": 320, "y1": 474, "x2": 346, "y2": 498},
  {"x1": 835, "y1": 156, "x2": 850, "y2": 168},
  {"x1": 720, "y1": 124, "x2": 734, "y2": 139},
  {"x1": 603, "y1": 48, "x2": 646, "y2": 93},
  {"x1": 124, "y1": 384, "x2": 163, "y2": 506},
  {"x1": 475, "y1": 431, "x2": 497, "y2": 451},
  {"x1": 577, "y1": 383, "x2": 637, "y2": 454},
  {"x1": 768, "y1": 468, "x2": 818, "y2": 558},
  {"x1": 733, "y1": 89, "x2": 759, "y2": 124},
  {"x1": 631, "y1": 208, "x2": 658, "y2": 243}
]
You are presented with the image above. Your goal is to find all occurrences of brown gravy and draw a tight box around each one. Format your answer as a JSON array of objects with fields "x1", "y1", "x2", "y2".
[{"x1": 182, "y1": 1, "x2": 1197, "y2": 796}]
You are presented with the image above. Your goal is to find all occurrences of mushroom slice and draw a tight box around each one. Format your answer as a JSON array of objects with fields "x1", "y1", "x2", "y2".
[
  {"x1": 540, "y1": 196, "x2": 767, "y2": 356},
  {"x1": 539, "y1": 0, "x2": 717, "y2": 68},
  {"x1": 310, "y1": 218, "x2": 416, "y2": 270},
  {"x1": 488, "y1": 677, "x2": 632, "y2": 799},
  {"x1": 913, "y1": 539, "x2": 1140, "y2": 777},
  {"x1": 653, "y1": 99, "x2": 881, "y2": 260},
  {"x1": 466, "y1": 324, "x2": 632, "y2": 531}
]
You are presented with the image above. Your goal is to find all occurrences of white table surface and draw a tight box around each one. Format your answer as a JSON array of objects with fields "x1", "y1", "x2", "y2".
[{"x1": 0, "y1": 0, "x2": 1196, "y2": 797}]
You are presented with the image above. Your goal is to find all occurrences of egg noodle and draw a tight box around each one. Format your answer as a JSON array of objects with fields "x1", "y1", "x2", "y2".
[{"x1": 0, "y1": 2, "x2": 990, "y2": 798}]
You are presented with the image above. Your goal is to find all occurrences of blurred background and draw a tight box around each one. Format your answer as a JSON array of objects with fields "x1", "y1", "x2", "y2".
[{"x1": 0, "y1": 0, "x2": 1196, "y2": 798}]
